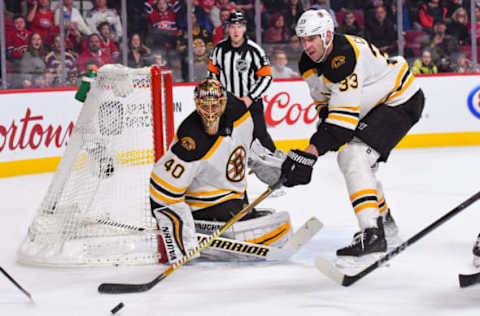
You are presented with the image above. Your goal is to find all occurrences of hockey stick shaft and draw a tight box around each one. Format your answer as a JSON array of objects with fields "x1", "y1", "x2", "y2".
[
  {"x1": 316, "y1": 190, "x2": 480, "y2": 286},
  {"x1": 0, "y1": 266, "x2": 33, "y2": 302},
  {"x1": 98, "y1": 180, "x2": 283, "y2": 294}
]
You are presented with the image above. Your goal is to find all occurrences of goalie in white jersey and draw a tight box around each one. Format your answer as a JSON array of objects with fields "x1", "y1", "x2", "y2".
[
  {"x1": 149, "y1": 78, "x2": 292, "y2": 264},
  {"x1": 279, "y1": 10, "x2": 425, "y2": 264}
]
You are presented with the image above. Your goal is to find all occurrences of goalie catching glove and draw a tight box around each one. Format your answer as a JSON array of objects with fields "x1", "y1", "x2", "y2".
[
  {"x1": 248, "y1": 139, "x2": 286, "y2": 186},
  {"x1": 281, "y1": 149, "x2": 317, "y2": 187}
]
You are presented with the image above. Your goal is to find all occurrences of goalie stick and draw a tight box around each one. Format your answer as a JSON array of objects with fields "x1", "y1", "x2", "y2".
[
  {"x1": 87, "y1": 216, "x2": 322, "y2": 261},
  {"x1": 0, "y1": 266, "x2": 33, "y2": 302},
  {"x1": 314, "y1": 190, "x2": 480, "y2": 286},
  {"x1": 98, "y1": 180, "x2": 284, "y2": 294},
  {"x1": 459, "y1": 272, "x2": 480, "y2": 288}
]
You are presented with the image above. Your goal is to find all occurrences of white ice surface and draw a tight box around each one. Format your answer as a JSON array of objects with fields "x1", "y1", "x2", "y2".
[{"x1": 1, "y1": 146, "x2": 480, "y2": 316}]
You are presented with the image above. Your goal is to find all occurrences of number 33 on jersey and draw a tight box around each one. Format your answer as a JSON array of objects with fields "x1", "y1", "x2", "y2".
[{"x1": 299, "y1": 34, "x2": 419, "y2": 132}]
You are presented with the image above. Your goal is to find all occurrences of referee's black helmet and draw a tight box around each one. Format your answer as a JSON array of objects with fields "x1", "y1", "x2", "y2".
[{"x1": 227, "y1": 11, "x2": 247, "y2": 25}]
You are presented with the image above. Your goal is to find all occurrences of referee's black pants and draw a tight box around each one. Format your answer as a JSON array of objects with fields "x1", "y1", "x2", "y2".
[{"x1": 249, "y1": 99, "x2": 276, "y2": 153}]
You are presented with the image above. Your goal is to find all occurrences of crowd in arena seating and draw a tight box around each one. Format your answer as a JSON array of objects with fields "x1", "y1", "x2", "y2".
[{"x1": 2, "y1": 0, "x2": 480, "y2": 89}]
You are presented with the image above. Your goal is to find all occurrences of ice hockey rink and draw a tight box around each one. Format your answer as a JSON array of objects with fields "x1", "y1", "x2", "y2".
[{"x1": 1, "y1": 145, "x2": 479, "y2": 316}]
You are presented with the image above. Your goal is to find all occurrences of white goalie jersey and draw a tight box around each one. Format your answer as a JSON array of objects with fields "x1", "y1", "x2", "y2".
[
  {"x1": 300, "y1": 34, "x2": 420, "y2": 132},
  {"x1": 150, "y1": 94, "x2": 253, "y2": 215}
]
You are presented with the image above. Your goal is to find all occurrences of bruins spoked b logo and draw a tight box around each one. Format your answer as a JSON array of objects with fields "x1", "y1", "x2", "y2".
[{"x1": 226, "y1": 146, "x2": 246, "y2": 182}]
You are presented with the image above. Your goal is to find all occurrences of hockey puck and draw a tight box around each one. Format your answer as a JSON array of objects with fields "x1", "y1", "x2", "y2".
[{"x1": 111, "y1": 302, "x2": 124, "y2": 314}]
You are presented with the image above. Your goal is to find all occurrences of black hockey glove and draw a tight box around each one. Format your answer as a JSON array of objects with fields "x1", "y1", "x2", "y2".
[{"x1": 280, "y1": 149, "x2": 317, "y2": 187}]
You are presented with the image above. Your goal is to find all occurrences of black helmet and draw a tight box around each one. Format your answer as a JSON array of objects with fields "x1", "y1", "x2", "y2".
[{"x1": 227, "y1": 11, "x2": 247, "y2": 25}]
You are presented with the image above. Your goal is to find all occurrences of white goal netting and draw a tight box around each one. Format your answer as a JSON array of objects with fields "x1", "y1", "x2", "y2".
[{"x1": 17, "y1": 64, "x2": 174, "y2": 267}]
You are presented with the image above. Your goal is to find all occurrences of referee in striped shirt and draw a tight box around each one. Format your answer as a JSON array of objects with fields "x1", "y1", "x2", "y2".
[{"x1": 208, "y1": 11, "x2": 276, "y2": 153}]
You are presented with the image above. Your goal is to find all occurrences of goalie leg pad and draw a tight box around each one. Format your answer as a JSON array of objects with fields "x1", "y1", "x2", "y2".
[
  {"x1": 195, "y1": 209, "x2": 293, "y2": 261},
  {"x1": 153, "y1": 203, "x2": 197, "y2": 264}
]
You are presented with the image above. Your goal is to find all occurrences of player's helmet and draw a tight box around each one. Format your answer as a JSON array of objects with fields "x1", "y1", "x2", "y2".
[
  {"x1": 194, "y1": 78, "x2": 227, "y2": 135},
  {"x1": 295, "y1": 9, "x2": 334, "y2": 61},
  {"x1": 227, "y1": 11, "x2": 247, "y2": 25}
]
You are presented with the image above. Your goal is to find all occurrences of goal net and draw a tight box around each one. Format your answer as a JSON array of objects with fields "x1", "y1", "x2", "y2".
[{"x1": 17, "y1": 64, "x2": 175, "y2": 267}]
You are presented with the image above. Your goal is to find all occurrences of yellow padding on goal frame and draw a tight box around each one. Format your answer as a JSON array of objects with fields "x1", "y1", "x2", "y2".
[{"x1": 1, "y1": 131, "x2": 480, "y2": 178}]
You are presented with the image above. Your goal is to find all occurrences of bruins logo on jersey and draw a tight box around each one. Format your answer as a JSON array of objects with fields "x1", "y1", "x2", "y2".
[
  {"x1": 226, "y1": 145, "x2": 246, "y2": 182},
  {"x1": 331, "y1": 56, "x2": 346, "y2": 69},
  {"x1": 181, "y1": 137, "x2": 196, "y2": 151}
]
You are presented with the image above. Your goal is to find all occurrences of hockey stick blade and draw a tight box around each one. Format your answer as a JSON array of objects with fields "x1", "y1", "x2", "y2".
[
  {"x1": 98, "y1": 182, "x2": 281, "y2": 294},
  {"x1": 459, "y1": 272, "x2": 480, "y2": 288},
  {"x1": 0, "y1": 266, "x2": 34, "y2": 302},
  {"x1": 315, "y1": 190, "x2": 480, "y2": 286}
]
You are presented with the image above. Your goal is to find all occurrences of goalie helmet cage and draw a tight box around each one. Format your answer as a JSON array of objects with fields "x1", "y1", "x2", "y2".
[{"x1": 17, "y1": 64, "x2": 174, "y2": 267}]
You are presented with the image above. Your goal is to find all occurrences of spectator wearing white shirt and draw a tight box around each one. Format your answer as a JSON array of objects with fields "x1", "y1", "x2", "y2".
[
  {"x1": 54, "y1": 0, "x2": 92, "y2": 36},
  {"x1": 86, "y1": 0, "x2": 122, "y2": 42}
]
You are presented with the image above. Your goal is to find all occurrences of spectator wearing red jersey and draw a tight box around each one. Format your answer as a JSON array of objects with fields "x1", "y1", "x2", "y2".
[
  {"x1": 26, "y1": 0, "x2": 55, "y2": 46},
  {"x1": 263, "y1": 13, "x2": 290, "y2": 45},
  {"x1": 77, "y1": 33, "x2": 112, "y2": 73},
  {"x1": 97, "y1": 21, "x2": 119, "y2": 62},
  {"x1": 197, "y1": 0, "x2": 217, "y2": 12},
  {"x1": 419, "y1": 0, "x2": 447, "y2": 30},
  {"x1": 212, "y1": 8, "x2": 230, "y2": 45},
  {"x1": 147, "y1": 0, "x2": 178, "y2": 49},
  {"x1": 7, "y1": 16, "x2": 31, "y2": 60}
]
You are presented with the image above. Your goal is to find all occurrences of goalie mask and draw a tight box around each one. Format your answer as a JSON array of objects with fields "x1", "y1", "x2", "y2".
[{"x1": 194, "y1": 78, "x2": 227, "y2": 135}]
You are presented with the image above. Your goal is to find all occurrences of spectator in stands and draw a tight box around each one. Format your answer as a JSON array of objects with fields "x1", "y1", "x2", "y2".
[
  {"x1": 448, "y1": 7, "x2": 469, "y2": 46},
  {"x1": 418, "y1": 0, "x2": 447, "y2": 31},
  {"x1": 97, "y1": 21, "x2": 119, "y2": 62},
  {"x1": 454, "y1": 51, "x2": 475, "y2": 72},
  {"x1": 446, "y1": 0, "x2": 465, "y2": 18},
  {"x1": 6, "y1": 15, "x2": 31, "y2": 60},
  {"x1": 421, "y1": 19, "x2": 459, "y2": 64},
  {"x1": 146, "y1": 0, "x2": 178, "y2": 50},
  {"x1": 263, "y1": 13, "x2": 290, "y2": 45},
  {"x1": 311, "y1": 0, "x2": 338, "y2": 27},
  {"x1": 26, "y1": 0, "x2": 55, "y2": 47},
  {"x1": 271, "y1": 49, "x2": 299, "y2": 78},
  {"x1": 45, "y1": 34, "x2": 78, "y2": 86},
  {"x1": 411, "y1": 49, "x2": 438, "y2": 74},
  {"x1": 337, "y1": 9, "x2": 364, "y2": 37},
  {"x1": 86, "y1": 0, "x2": 123, "y2": 42},
  {"x1": 31, "y1": 73, "x2": 49, "y2": 88},
  {"x1": 362, "y1": 0, "x2": 383, "y2": 29},
  {"x1": 81, "y1": 59, "x2": 100, "y2": 76},
  {"x1": 197, "y1": 0, "x2": 217, "y2": 13},
  {"x1": 176, "y1": 1, "x2": 212, "y2": 32},
  {"x1": 437, "y1": 56, "x2": 455, "y2": 73},
  {"x1": 210, "y1": 0, "x2": 236, "y2": 29},
  {"x1": 151, "y1": 50, "x2": 167, "y2": 67},
  {"x1": 284, "y1": 34, "x2": 302, "y2": 71},
  {"x1": 283, "y1": 0, "x2": 305, "y2": 36},
  {"x1": 127, "y1": 33, "x2": 152, "y2": 68},
  {"x1": 18, "y1": 33, "x2": 47, "y2": 76},
  {"x1": 54, "y1": 0, "x2": 92, "y2": 37},
  {"x1": 192, "y1": 38, "x2": 210, "y2": 82},
  {"x1": 212, "y1": 8, "x2": 230, "y2": 45},
  {"x1": 77, "y1": 33, "x2": 112, "y2": 73},
  {"x1": 468, "y1": 6, "x2": 480, "y2": 44},
  {"x1": 177, "y1": 11, "x2": 212, "y2": 81},
  {"x1": 365, "y1": 5, "x2": 397, "y2": 55}
]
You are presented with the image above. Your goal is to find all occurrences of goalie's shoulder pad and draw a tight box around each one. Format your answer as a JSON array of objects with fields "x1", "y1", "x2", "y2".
[
  {"x1": 322, "y1": 34, "x2": 357, "y2": 83},
  {"x1": 171, "y1": 112, "x2": 220, "y2": 162}
]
